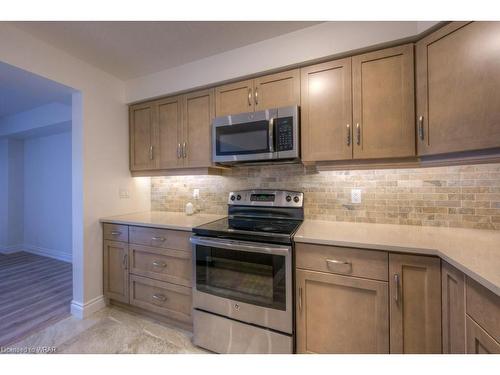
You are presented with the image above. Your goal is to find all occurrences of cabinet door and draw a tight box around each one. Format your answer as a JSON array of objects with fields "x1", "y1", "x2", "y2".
[
  {"x1": 352, "y1": 44, "x2": 415, "y2": 159},
  {"x1": 103, "y1": 240, "x2": 129, "y2": 303},
  {"x1": 296, "y1": 269, "x2": 389, "y2": 354},
  {"x1": 182, "y1": 88, "x2": 215, "y2": 168},
  {"x1": 416, "y1": 22, "x2": 500, "y2": 155},
  {"x1": 157, "y1": 96, "x2": 182, "y2": 169},
  {"x1": 129, "y1": 102, "x2": 157, "y2": 171},
  {"x1": 215, "y1": 79, "x2": 254, "y2": 116},
  {"x1": 389, "y1": 253, "x2": 441, "y2": 353},
  {"x1": 442, "y1": 261, "x2": 466, "y2": 353},
  {"x1": 254, "y1": 69, "x2": 300, "y2": 111},
  {"x1": 300, "y1": 58, "x2": 353, "y2": 162},
  {"x1": 466, "y1": 316, "x2": 500, "y2": 354}
]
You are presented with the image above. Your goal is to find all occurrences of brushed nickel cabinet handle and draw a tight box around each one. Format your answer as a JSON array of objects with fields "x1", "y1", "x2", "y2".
[
  {"x1": 248, "y1": 88, "x2": 252, "y2": 106},
  {"x1": 151, "y1": 236, "x2": 166, "y2": 242},
  {"x1": 255, "y1": 87, "x2": 259, "y2": 105},
  {"x1": 182, "y1": 142, "x2": 187, "y2": 158},
  {"x1": 298, "y1": 287, "x2": 303, "y2": 312},
  {"x1": 152, "y1": 260, "x2": 167, "y2": 268},
  {"x1": 123, "y1": 253, "x2": 128, "y2": 270},
  {"x1": 356, "y1": 123, "x2": 361, "y2": 146},
  {"x1": 152, "y1": 293, "x2": 167, "y2": 302},
  {"x1": 177, "y1": 143, "x2": 181, "y2": 158},
  {"x1": 346, "y1": 124, "x2": 351, "y2": 146},
  {"x1": 110, "y1": 231, "x2": 122, "y2": 236},
  {"x1": 394, "y1": 273, "x2": 400, "y2": 303},
  {"x1": 149, "y1": 145, "x2": 154, "y2": 160},
  {"x1": 418, "y1": 115, "x2": 424, "y2": 141},
  {"x1": 325, "y1": 258, "x2": 352, "y2": 271}
]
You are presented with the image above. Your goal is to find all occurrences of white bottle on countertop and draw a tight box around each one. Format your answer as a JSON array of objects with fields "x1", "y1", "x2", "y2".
[{"x1": 185, "y1": 202, "x2": 194, "y2": 216}]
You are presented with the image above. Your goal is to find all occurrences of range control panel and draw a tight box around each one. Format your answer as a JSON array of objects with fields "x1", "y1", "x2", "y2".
[
  {"x1": 228, "y1": 189, "x2": 303, "y2": 208},
  {"x1": 275, "y1": 116, "x2": 294, "y2": 152}
]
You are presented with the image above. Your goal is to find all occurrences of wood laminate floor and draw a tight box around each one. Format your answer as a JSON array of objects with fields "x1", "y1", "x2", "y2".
[{"x1": 0, "y1": 252, "x2": 72, "y2": 347}]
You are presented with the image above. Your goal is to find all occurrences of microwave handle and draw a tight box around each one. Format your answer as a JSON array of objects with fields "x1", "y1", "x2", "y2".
[{"x1": 269, "y1": 118, "x2": 275, "y2": 153}]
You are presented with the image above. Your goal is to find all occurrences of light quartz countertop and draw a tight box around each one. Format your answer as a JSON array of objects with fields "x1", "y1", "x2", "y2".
[
  {"x1": 295, "y1": 220, "x2": 500, "y2": 297},
  {"x1": 100, "y1": 211, "x2": 225, "y2": 232}
]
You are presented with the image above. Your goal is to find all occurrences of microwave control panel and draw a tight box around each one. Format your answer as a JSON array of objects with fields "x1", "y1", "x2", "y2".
[{"x1": 276, "y1": 116, "x2": 294, "y2": 152}]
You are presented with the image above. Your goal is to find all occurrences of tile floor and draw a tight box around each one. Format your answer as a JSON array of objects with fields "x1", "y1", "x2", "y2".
[{"x1": 3, "y1": 306, "x2": 207, "y2": 354}]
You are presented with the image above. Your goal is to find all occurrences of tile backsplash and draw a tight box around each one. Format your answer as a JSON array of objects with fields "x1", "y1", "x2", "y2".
[{"x1": 151, "y1": 163, "x2": 500, "y2": 230}]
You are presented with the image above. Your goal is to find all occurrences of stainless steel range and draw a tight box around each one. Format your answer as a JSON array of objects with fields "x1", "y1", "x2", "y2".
[{"x1": 190, "y1": 189, "x2": 304, "y2": 354}]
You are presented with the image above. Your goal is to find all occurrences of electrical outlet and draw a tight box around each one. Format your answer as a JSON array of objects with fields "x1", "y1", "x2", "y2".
[
  {"x1": 351, "y1": 189, "x2": 362, "y2": 204},
  {"x1": 193, "y1": 188, "x2": 200, "y2": 199},
  {"x1": 119, "y1": 188, "x2": 130, "y2": 199}
]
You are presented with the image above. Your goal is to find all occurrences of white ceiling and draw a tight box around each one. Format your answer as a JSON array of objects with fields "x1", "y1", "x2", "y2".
[
  {"x1": 12, "y1": 21, "x2": 322, "y2": 80},
  {"x1": 0, "y1": 61, "x2": 73, "y2": 119}
]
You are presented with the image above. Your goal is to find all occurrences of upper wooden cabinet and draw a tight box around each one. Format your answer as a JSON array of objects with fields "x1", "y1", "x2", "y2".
[
  {"x1": 389, "y1": 253, "x2": 442, "y2": 353},
  {"x1": 157, "y1": 96, "x2": 183, "y2": 169},
  {"x1": 301, "y1": 44, "x2": 415, "y2": 163},
  {"x1": 416, "y1": 21, "x2": 500, "y2": 155},
  {"x1": 182, "y1": 89, "x2": 215, "y2": 168},
  {"x1": 352, "y1": 44, "x2": 415, "y2": 159},
  {"x1": 301, "y1": 58, "x2": 353, "y2": 162},
  {"x1": 215, "y1": 69, "x2": 300, "y2": 117},
  {"x1": 130, "y1": 102, "x2": 158, "y2": 171},
  {"x1": 130, "y1": 89, "x2": 214, "y2": 173}
]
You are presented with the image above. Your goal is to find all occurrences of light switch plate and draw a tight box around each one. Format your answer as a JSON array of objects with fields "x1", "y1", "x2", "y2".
[
  {"x1": 193, "y1": 188, "x2": 200, "y2": 199},
  {"x1": 351, "y1": 189, "x2": 362, "y2": 204}
]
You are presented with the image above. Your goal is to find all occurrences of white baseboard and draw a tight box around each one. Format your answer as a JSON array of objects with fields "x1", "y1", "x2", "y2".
[
  {"x1": 23, "y1": 244, "x2": 72, "y2": 263},
  {"x1": 71, "y1": 295, "x2": 107, "y2": 319},
  {"x1": 0, "y1": 244, "x2": 24, "y2": 254}
]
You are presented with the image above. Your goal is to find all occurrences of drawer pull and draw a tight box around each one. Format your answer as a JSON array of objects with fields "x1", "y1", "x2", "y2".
[
  {"x1": 152, "y1": 293, "x2": 167, "y2": 302},
  {"x1": 325, "y1": 258, "x2": 351, "y2": 269},
  {"x1": 394, "y1": 273, "x2": 400, "y2": 304},
  {"x1": 110, "y1": 231, "x2": 122, "y2": 236},
  {"x1": 298, "y1": 287, "x2": 303, "y2": 312},
  {"x1": 151, "y1": 236, "x2": 166, "y2": 242},
  {"x1": 152, "y1": 260, "x2": 167, "y2": 268}
]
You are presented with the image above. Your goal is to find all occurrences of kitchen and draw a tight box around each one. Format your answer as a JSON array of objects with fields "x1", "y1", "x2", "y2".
[{"x1": 0, "y1": 6, "x2": 499, "y2": 375}]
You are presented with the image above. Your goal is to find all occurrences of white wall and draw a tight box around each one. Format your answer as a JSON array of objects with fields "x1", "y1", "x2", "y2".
[
  {"x1": 0, "y1": 139, "x2": 24, "y2": 252},
  {"x1": 0, "y1": 24, "x2": 151, "y2": 318},
  {"x1": 23, "y1": 131, "x2": 72, "y2": 262},
  {"x1": 125, "y1": 21, "x2": 439, "y2": 103}
]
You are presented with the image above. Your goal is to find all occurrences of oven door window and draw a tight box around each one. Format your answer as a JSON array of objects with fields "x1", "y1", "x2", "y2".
[
  {"x1": 195, "y1": 245, "x2": 286, "y2": 310},
  {"x1": 215, "y1": 121, "x2": 270, "y2": 155}
]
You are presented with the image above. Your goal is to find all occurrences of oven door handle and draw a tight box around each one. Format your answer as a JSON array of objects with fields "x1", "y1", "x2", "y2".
[{"x1": 190, "y1": 236, "x2": 291, "y2": 256}]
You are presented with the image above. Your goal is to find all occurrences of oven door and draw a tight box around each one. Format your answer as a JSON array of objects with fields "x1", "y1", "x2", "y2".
[
  {"x1": 212, "y1": 109, "x2": 277, "y2": 163},
  {"x1": 190, "y1": 236, "x2": 292, "y2": 334}
]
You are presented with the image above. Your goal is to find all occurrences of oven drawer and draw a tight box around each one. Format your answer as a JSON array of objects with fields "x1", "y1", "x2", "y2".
[
  {"x1": 129, "y1": 275, "x2": 192, "y2": 324},
  {"x1": 129, "y1": 244, "x2": 192, "y2": 287},
  {"x1": 296, "y1": 243, "x2": 388, "y2": 281},
  {"x1": 193, "y1": 309, "x2": 293, "y2": 354},
  {"x1": 103, "y1": 223, "x2": 129, "y2": 243},
  {"x1": 129, "y1": 226, "x2": 191, "y2": 251}
]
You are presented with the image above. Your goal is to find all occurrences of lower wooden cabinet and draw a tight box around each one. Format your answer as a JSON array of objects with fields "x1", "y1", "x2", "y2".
[
  {"x1": 296, "y1": 269, "x2": 389, "y2": 353},
  {"x1": 103, "y1": 240, "x2": 129, "y2": 303},
  {"x1": 466, "y1": 316, "x2": 500, "y2": 354},
  {"x1": 441, "y1": 261, "x2": 466, "y2": 353},
  {"x1": 389, "y1": 253, "x2": 442, "y2": 353}
]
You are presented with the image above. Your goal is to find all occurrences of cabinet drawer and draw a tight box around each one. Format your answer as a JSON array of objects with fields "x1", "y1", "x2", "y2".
[
  {"x1": 296, "y1": 243, "x2": 388, "y2": 281},
  {"x1": 466, "y1": 277, "x2": 500, "y2": 342},
  {"x1": 103, "y1": 223, "x2": 129, "y2": 242},
  {"x1": 129, "y1": 244, "x2": 192, "y2": 287},
  {"x1": 129, "y1": 275, "x2": 192, "y2": 324},
  {"x1": 466, "y1": 315, "x2": 500, "y2": 354},
  {"x1": 129, "y1": 226, "x2": 191, "y2": 251}
]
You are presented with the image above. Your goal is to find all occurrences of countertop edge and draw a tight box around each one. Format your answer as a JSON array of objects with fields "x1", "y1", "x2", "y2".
[
  {"x1": 100, "y1": 218, "x2": 193, "y2": 232},
  {"x1": 294, "y1": 235, "x2": 500, "y2": 297}
]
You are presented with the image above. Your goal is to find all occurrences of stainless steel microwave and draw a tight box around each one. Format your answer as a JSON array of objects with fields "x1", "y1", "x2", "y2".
[{"x1": 212, "y1": 105, "x2": 299, "y2": 164}]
